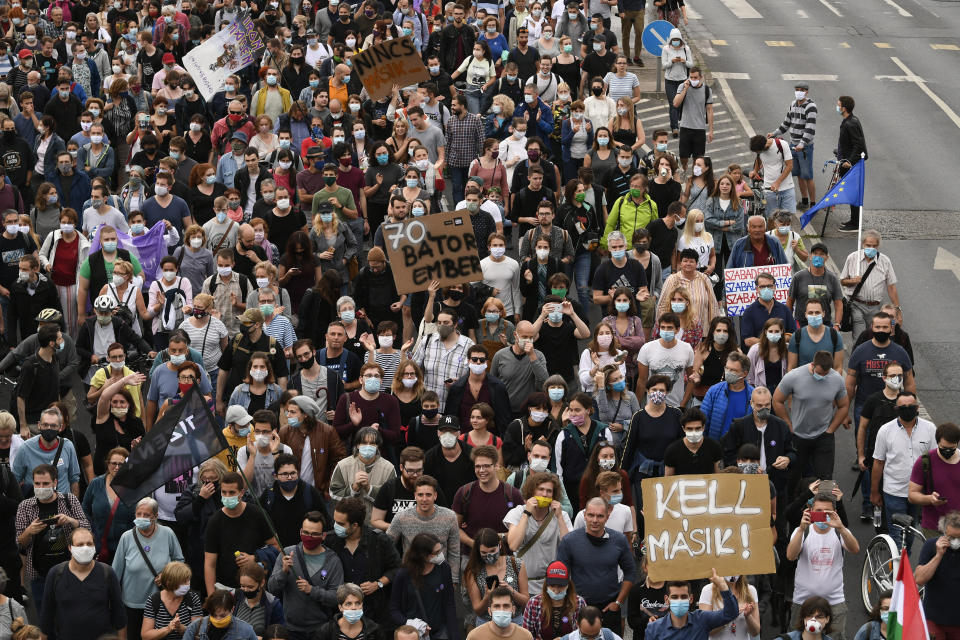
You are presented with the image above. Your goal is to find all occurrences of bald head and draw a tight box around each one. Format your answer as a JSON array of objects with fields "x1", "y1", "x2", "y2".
[
  {"x1": 751, "y1": 387, "x2": 771, "y2": 403},
  {"x1": 27, "y1": 70, "x2": 41, "y2": 84},
  {"x1": 335, "y1": 64, "x2": 350, "y2": 78},
  {"x1": 329, "y1": 98, "x2": 343, "y2": 113},
  {"x1": 515, "y1": 320, "x2": 536, "y2": 343},
  {"x1": 238, "y1": 223, "x2": 255, "y2": 243}
]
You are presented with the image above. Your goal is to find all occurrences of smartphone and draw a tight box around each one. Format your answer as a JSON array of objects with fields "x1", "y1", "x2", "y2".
[
  {"x1": 486, "y1": 576, "x2": 499, "y2": 589},
  {"x1": 41, "y1": 515, "x2": 60, "y2": 525},
  {"x1": 809, "y1": 511, "x2": 827, "y2": 523}
]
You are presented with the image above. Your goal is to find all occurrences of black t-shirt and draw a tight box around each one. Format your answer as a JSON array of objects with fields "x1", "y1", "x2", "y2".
[
  {"x1": 0, "y1": 446, "x2": 9, "y2": 465},
  {"x1": 431, "y1": 300, "x2": 479, "y2": 338},
  {"x1": 508, "y1": 46, "x2": 540, "y2": 82},
  {"x1": 861, "y1": 390, "x2": 898, "y2": 459},
  {"x1": 534, "y1": 319, "x2": 579, "y2": 378},
  {"x1": 265, "y1": 209, "x2": 307, "y2": 253},
  {"x1": 0, "y1": 232, "x2": 38, "y2": 288},
  {"x1": 137, "y1": 48, "x2": 164, "y2": 91},
  {"x1": 581, "y1": 50, "x2": 617, "y2": 82},
  {"x1": 92, "y1": 417, "x2": 144, "y2": 475},
  {"x1": 373, "y1": 476, "x2": 416, "y2": 525},
  {"x1": 217, "y1": 332, "x2": 290, "y2": 401},
  {"x1": 34, "y1": 498, "x2": 70, "y2": 576},
  {"x1": 204, "y1": 505, "x2": 275, "y2": 587},
  {"x1": 233, "y1": 243, "x2": 268, "y2": 278},
  {"x1": 423, "y1": 443, "x2": 474, "y2": 508},
  {"x1": 646, "y1": 218, "x2": 678, "y2": 270},
  {"x1": 627, "y1": 582, "x2": 668, "y2": 639},
  {"x1": 591, "y1": 257, "x2": 648, "y2": 296},
  {"x1": 511, "y1": 186, "x2": 556, "y2": 235},
  {"x1": 623, "y1": 407, "x2": 683, "y2": 467},
  {"x1": 663, "y1": 437, "x2": 723, "y2": 475},
  {"x1": 648, "y1": 180, "x2": 682, "y2": 223}
]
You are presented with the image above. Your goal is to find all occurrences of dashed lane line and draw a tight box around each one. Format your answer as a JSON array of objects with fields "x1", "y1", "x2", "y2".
[
  {"x1": 816, "y1": 0, "x2": 843, "y2": 17},
  {"x1": 890, "y1": 56, "x2": 960, "y2": 130},
  {"x1": 714, "y1": 78, "x2": 756, "y2": 137}
]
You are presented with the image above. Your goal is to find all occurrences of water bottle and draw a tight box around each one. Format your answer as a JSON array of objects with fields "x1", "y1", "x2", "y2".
[{"x1": 873, "y1": 505, "x2": 882, "y2": 531}]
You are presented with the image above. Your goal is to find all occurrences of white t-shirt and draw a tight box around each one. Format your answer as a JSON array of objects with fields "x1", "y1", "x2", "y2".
[
  {"x1": 873, "y1": 418, "x2": 937, "y2": 497},
  {"x1": 637, "y1": 339, "x2": 695, "y2": 407},
  {"x1": 498, "y1": 136, "x2": 528, "y2": 186},
  {"x1": 698, "y1": 583, "x2": 758, "y2": 640},
  {"x1": 455, "y1": 199, "x2": 502, "y2": 223},
  {"x1": 760, "y1": 138, "x2": 794, "y2": 191},
  {"x1": 236, "y1": 443, "x2": 294, "y2": 497},
  {"x1": 676, "y1": 234, "x2": 713, "y2": 269},
  {"x1": 573, "y1": 503, "x2": 633, "y2": 533},
  {"x1": 790, "y1": 526, "x2": 849, "y2": 605}
]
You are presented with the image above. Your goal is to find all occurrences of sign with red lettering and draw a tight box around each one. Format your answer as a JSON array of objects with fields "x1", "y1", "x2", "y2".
[
  {"x1": 724, "y1": 264, "x2": 793, "y2": 317},
  {"x1": 351, "y1": 36, "x2": 430, "y2": 101},
  {"x1": 382, "y1": 211, "x2": 483, "y2": 295}
]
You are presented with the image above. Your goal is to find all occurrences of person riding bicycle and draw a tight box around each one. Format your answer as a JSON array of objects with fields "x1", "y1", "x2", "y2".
[
  {"x1": 76, "y1": 295, "x2": 153, "y2": 379},
  {"x1": 748, "y1": 134, "x2": 796, "y2": 216}
]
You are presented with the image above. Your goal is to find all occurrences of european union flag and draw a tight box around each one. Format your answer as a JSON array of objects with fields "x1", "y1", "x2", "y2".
[{"x1": 800, "y1": 159, "x2": 865, "y2": 228}]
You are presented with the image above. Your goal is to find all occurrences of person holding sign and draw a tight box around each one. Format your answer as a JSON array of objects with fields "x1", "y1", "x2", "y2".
[{"x1": 644, "y1": 570, "x2": 738, "y2": 640}]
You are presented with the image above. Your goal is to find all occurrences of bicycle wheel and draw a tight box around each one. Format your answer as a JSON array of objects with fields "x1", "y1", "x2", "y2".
[{"x1": 861, "y1": 534, "x2": 898, "y2": 613}]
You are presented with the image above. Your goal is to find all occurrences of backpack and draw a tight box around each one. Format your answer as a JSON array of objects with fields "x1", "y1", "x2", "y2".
[
  {"x1": 230, "y1": 332, "x2": 279, "y2": 357},
  {"x1": 459, "y1": 480, "x2": 516, "y2": 517}
]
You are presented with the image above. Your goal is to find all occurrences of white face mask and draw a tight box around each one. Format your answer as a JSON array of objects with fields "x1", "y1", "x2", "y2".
[
  {"x1": 70, "y1": 545, "x2": 96, "y2": 564},
  {"x1": 536, "y1": 248, "x2": 550, "y2": 260},
  {"x1": 529, "y1": 457, "x2": 549, "y2": 472},
  {"x1": 190, "y1": 237, "x2": 203, "y2": 248},
  {"x1": 379, "y1": 336, "x2": 394, "y2": 348},
  {"x1": 692, "y1": 166, "x2": 703, "y2": 176},
  {"x1": 439, "y1": 432, "x2": 458, "y2": 448}
]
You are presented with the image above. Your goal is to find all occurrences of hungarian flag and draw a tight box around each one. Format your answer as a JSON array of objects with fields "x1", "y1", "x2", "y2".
[
  {"x1": 112, "y1": 387, "x2": 229, "y2": 507},
  {"x1": 888, "y1": 549, "x2": 930, "y2": 640}
]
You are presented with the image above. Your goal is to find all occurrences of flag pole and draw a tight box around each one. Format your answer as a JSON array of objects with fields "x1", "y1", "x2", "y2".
[
  {"x1": 227, "y1": 445, "x2": 288, "y2": 549},
  {"x1": 856, "y1": 151, "x2": 865, "y2": 248}
]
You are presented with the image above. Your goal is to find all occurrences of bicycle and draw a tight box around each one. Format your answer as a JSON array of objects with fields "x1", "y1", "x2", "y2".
[
  {"x1": 860, "y1": 512, "x2": 927, "y2": 613},
  {"x1": 749, "y1": 177, "x2": 767, "y2": 218},
  {"x1": 807, "y1": 158, "x2": 842, "y2": 236}
]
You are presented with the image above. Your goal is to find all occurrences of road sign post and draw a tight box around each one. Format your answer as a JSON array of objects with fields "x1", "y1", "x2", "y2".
[{"x1": 642, "y1": 20, "x2": 675, "y2": 95}]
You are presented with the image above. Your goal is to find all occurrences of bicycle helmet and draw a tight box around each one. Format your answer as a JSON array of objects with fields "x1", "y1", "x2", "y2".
[
  {"x1": 35, "y1": 308, "x2": 63, "y2": 323},
  {"x1": 93, "y1": 295, "x2": 118, "y2": 312}
]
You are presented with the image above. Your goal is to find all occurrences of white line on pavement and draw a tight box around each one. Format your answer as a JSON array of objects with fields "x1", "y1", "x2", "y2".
[
  {"x1": 882, "y1": 0, "x2": 912, "y2": 17},
  {"x1": 715, "y1": 78, "x2": 755, "y2": 137},
  {"x1": 685, "y1": 3, "x2": 702, "y2": 19},
  {"x1": 890, "y1": 57, "x2": 960, "y2": 129},
  {"x1": 816, "y1": 0, "x2": 843, "y2": 17},
  {"x1": 781, "y1": 74, "x2": 839, "y2": 81},
  {"x1": 797, "y1": 9, "x2": 808, "y2": 18},
  {"x1": 720, "y1": 0, "x2": 763, "y2": 18},
  {"x1": 712, "y1": 72, "x2": 751, "y2": 80},
  {"x1": 874, "y1": 74, "x2": 922, "y2": 81}
]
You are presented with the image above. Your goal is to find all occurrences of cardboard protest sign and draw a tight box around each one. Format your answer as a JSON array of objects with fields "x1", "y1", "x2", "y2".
[
  {"x1": 351, "y1": 36, "x2": 430, "y2": 101},
  {"x1": 183, "y1": 12, "x2": 265, "y2": 101},
  {"x1": 724, "y1": 264, "x2": 792, "y2": 317},
  {"x1": 641, "y1": 474, "x2": 775, "y2": 581},
  {"x1": 382, "y1": 211, "x2": 482, "y2": 295}
]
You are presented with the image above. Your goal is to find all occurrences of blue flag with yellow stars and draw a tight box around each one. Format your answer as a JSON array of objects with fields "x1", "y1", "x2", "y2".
[{"x1": 800, "y1": 158, "x2": 865, "y2": 228}]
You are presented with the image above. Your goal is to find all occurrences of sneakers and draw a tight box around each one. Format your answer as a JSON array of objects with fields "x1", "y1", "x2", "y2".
[
  {"x1": 860, "y1": 513, "x2": 873, "y2": 523},
  {"x1": 633, "y1": 57, "x2": 644, "y2": 67},
  {"x1": 839, "y1": 221, "x2": 859, "y2": 232}
]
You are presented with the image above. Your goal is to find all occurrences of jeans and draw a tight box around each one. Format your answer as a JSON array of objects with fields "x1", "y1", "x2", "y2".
[
  {"x1": 31, "y1": 576, "x2": 46, "y2": 616},
  {"x1": 764, "y1": 186, "x2": 797, "y2": 215},
  {"x1": 795, "y1": 431, "x2": 835, "y2": 479},
  {"x1": 883, "y1": 492, "x2": 921, "y2": 551},
  {"x1": 665, "y1": 79, "x2": 683, "y2": 131},
  {"x1": 465, "y1": 90, "x2": 482, "y2": 116},
  {"x1": 621, "y1": 10, "x2": 646, "y2": 59},
  {"x1": 573, "y1": 252, "x2": 593, "y2": 314},
  {"x1": 791, "y1": 142, "x2": 815, "y2": 179},
  {"x1": 449, "y1": 165, "x2": 470, "y2": 207}
]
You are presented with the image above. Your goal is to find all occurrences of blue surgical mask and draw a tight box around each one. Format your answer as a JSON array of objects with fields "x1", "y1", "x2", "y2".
[
  {"x1": 548, "y1": 388, "x2": 564, "y2": 402},
  {"x1": 669, "y1": 600, "x2": 690, "y2": 617},
  {"x1": 341, "y1": 310, "x2": 355, "y2": 323},
  {"x1": 343, "y1": 609, "x2": 364, "y2": 623},
  {"x1": 547, "y1": 587, "x2": 567, "y2": 600},
  {"x1": 412, "y1": 207, "x2": 425, "y2": 217},
  {"x1": 759, "y1": 288, "x2": 774, "y2": 301},
  {"x1": 656, "y1": 143, "x2": 668, "y2": 152},
  {"x1": 863, "y1": 247, "x2": 878, "y2": 258},
  {"x1": 406, "y1": 178, "x2": 419, "y2": 188},
  {"x1": 102, "y1": 241, "x2": 117, "y2": 252},
  {"x1": 484, "y1": 312, "x2": 500, "y2": 324},
  {"x1": 611, "y1": 249, "x2": 626, "y2": 260},
  {"x1": 812, "y1": 372, "x2": 826, "y2": 381},
  {"x1": 377, "y1": 153, "x2": 389, "y2": 165},
  {"x1": 661, "y1": 330, "x2": 676, "y2": 342},
  {"x1": 491, "y1": 611, "x2": 512, "y2": 628},
  {"x1": 880, "y1": 611, "x2": 890, "y2": 625},
  {"x1": 548, "y1": 310, "x2": 562, "y2": 323},
  {"x1": 806, "y1": 314, "x2": 823, "y2": 328},
  {"x1": 811, "y1": 255, "x2": 825, "y2": 268},
  {"x1": 814, "y1": 518, "x2": 830, "y2": 530},
  {"x1": 671, "y1": 301, "x2": 686, "y2": 313},
  {"x1": 334, "y1": 522, "x2": 350, "y2": 538},
  {"x1": 221, "y1": 495, "x2": 240, "y2": 509},
  {"x1": 236, "y1": 426, "x2": 250, "y2": 437},
  {"x1": 130, "y1": 223, "x2": 144, "y2": 234},
  {"x1": 169, "y1": 354, "x2": 186, "y2": 365},
  {"x1": 611, "y1": 380, "x2": 626, "y2": 392},
  {"x1": 608, "y1": 492, "x2": 623, "y2": 504},
  {"x1": 134, "y1": 517, "x2": 152, "y2": 530},
  {"x1": 615, "y1": 301, "x2": 629, "y2": 313},
  {"x1": 288, "y1": 415, "x2": 301, "y2": 427},
  {"x1": 363, "y1": 378, "x2": 381, "y2": 393},
  {"x1": 358, "y1": 443, "x2": 378, "y2": 458}
]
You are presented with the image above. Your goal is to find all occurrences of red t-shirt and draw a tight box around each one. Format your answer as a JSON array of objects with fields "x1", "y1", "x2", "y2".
[
  {"x1": 52, "y1": 234, "x2": 79, "y2": 286},
  {"x1": 752, "y1": 239, "x2": 771, "y2": 266}
]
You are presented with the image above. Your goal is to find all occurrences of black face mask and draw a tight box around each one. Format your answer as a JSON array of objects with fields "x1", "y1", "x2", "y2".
[
  {"x1": 422, "y1": 408, "x2": 439, "y2": 419},
  {"x1": 592, "y1": 86, "x2": 603, "y2": 97},
  {"x1": 940, "y1": 446, "x2": 957, "y2": 459},
  {"x1": 447, "y1": 289, "x2": 464, "y2": 301},
  {"x1": 896, "y1": 405, "x2": 919, "y2": 422},
  {"x1": 241, "y1": 586, "x2": 260, "y2": 598},
  {"x1": 585, "y1": 531, "x2": 606, "y2": 546},
  {"x1": 873, "y1": 330, "x2": 891, "y2": 343}
]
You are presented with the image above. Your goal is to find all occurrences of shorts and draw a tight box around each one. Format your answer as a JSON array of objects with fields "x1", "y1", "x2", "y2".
[
  {"x1": 638, "y1": 296, "x2": 657, "y2": 329},
  {"x1": 791, "y1": 142, "x2": 815, "y2": 179},
  {"x1": 678, "y1": 127, "x2": 707, "y2": 160}
]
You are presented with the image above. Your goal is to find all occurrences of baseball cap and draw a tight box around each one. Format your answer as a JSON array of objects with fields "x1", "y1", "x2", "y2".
[
  {"x1": 545, "y1": 561, "x2": 569, "y2": 586},
  {"x1": 162, "y1": 52, "x2": 176, "y2": 64},
  {"x1": 438, "y1": 415, "x2": 460, "y2": 432},
  {"x1": 224, "y1": 405, "x2": 253, "y2": 426},
  {"x1": 231, "y1": 130, "x2": 249, "y2": 143},
  {"x1": 236, "y1": 308, "x2": 263, "y2": 324},
  {"x1": 18, "y1": 49, "x2": 32, "y2": 60}
]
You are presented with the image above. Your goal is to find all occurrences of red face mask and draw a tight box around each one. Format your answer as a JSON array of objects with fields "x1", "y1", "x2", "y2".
[
  {"x1": 228, "y1": 113, "x2": 243, "y2": 123},
  {"x1": 339, "y1": 157, "x2": 352, "y2": 167},
  {"x1": 301, "y1": 534, "x2": 323, "y2": 550},
  {"x1": 179, "y1": 382, "x2": 193, "y2": 395}
]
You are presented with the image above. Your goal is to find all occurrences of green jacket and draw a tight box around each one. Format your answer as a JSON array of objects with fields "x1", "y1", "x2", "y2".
[{"x1": 601, "y1": 192, "x2": 658, "y2": 248}]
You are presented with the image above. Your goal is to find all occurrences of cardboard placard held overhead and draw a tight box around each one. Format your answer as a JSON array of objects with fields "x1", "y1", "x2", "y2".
[
  {"x1": 641, "y1": 474, "x2": 775, "y2": 581},
  {"x1": 382, "y1": 211, "x2": 483, "y2": 295},
  {"x1": 351, "y1": 36, "x2": 430, "y2": 101},
  {"x1": 724, "y1": 264, "x2": 792, "y2": 317}
]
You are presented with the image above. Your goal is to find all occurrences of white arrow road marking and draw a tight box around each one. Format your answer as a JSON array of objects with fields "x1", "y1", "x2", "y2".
[
  {"x1": 934, "y1": 247, "x2": 960, "y2": 280},
  {"x1": 890, "y1": 57, "x2": 960, "y2": 130}
]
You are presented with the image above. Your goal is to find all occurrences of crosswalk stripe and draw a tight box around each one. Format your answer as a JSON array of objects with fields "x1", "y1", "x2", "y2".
[
  {"x1": 816, "y1": 0, "x2": 843, "y2": 17},
  {"x1": 765, "y1": 41, "x2": 795, "y2": 47},
  {"x1": 882, "y1": 0, "x2": 912, "y2": 17},
  {"x1": 781, "y1": 74, "x2": 839, "y2": 81},
  {"x1": 875, "y1": 42, "x2": 893, "y2": 48},
  {"x1": 720, "y1": 0, "x2": 763, "y2": 18},
  {"x1": 712, "y1": 72, "x2": 751, "y2": 80}
]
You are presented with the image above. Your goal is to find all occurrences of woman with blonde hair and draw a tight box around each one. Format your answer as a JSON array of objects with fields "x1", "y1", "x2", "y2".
[
  {"x1": 607, "y1": 94, "x2": 644, "y2": 156},
  {"x1": 697, "y1": 573, "x2": 760, "y2": 639},
  {"x1": 142, "y1": 561, "x2": 203, "y2": 640},
  {"x1": 486, "y1": 94, "x2": 516, "y2": 141},
  {"x1": 674, "y1": 207, "x2": 716, "y2": 275},
  {"x1": 245, "y1": 261, "x2": 293, "y2": 323},
  {"x1": 98, "y1": 258, "x2": 148, "y2": 336},
  {"x1": 249, "y1": 114, "x2": 278, "y2": 159},
  {"x1": 249, "y1": 217, "x2": 279, "y2": 265},
  {"x1": 653, "y1": 287, "x2": 702, "y2": 347},
  {"x1": 386, "y1": 117, "x2": 413, "y2": 163},
  {"x1": 174, "y1": 225, "x2": 216, "y2": 294},
  {"x1": 747, "y1": 317, "x2": 788, "y2": 391},
  {"x1": 310, "y1": 210, "x2": 357, "y2": 286},
  {"x1": 391, "y1": 359, "x2": 425, "y2": 429},
  {"x1": 0, "y1": 578, "x2": 27, "y2": 639},
  {"x1": 120, "y1": 165, "x2": 150, "y2": 214},
  {"x1": 9, "y1": 619, "x2": 41, "y2": 640}
]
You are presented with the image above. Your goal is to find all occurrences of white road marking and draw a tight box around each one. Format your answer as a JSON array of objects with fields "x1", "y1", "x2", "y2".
[
  {"x1": 712, "y1": 72, "x2": 751, "y2": 80},
  {"x1": 685, "y1": 3, "x2": 702, "y2": 19},
  {"x1": 782, "y1": 74, "x2": 839, "y2": 81},
  {"x1": 797, "y1": 9, "x2": 808, "y2": 18},
  {"x1": 882, "y1": 0, "x2": 912, "y2": 17},
  {"x1": 816, "y1": 0, "x2": 843, "y2": 17},
  {"x1": 720, "y1": 0, "x2": 763, "y2": 18},
  {"x1": 890, "y1": 56, "x2": 960, "y2": 129},
  {"x1": 715, "y1": 78, "x2": 755, "y2": 137}
]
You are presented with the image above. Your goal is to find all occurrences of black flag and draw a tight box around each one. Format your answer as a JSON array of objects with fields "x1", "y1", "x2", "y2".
[{"x1": 112, "y1": 387, "x2": 228, "y2": 508}]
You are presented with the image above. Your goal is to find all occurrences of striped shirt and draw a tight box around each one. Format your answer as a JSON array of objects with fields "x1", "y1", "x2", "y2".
[
  {"x1": 839, "y1": 250, "x2": 898, "y2": 303},
  {"x1": 263, "y1": 314, "x2": 297, "y2": 349},
  {"x1": 366, "y1": 350, "x2": 402, "y2": 391},
  {"x1": 144, "y1": 590, "x2": 203, "y2": 640},
  {"x1": 775, "y1": 98, "x2": 818, "y2": 146},
  {"x1": 410, "y1": 332, "x2": 474, "y2": 407},
  {"x1": 603, "y1": 71, "x2": 641, "y2": 103}
]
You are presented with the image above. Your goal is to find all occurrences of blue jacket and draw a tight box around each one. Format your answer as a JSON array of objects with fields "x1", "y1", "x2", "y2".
[
  {"x1": 231, "y1": 588, "x2": 285, "y2": 628},
  {"x1": 701, "y1": 380, "x2": 755, "y2": 440},
  {"x1": 77, "y1": 143, "x2": 116, "y2": 181},
  {"x1": 33, "y1": 132, "x2": 66, "y2": 179},
  {"x1": 646, "y1": 590, "x2": 739, "y2": 640},
  {"x1": 45, "y1": 167, "x2": 92, "y2": 212},
  {"x1": 561, "y1": 118, "x2": 595, "y2": 163},
  {"x1": 228, "y1": 383, "x2": 284, "y2": 410},
  {"x1": 514, "y1": 98, "x2": 554, "y2": 139},
  {"x1": 725, "y1": 234, "x2": 788, "y2": 269}
]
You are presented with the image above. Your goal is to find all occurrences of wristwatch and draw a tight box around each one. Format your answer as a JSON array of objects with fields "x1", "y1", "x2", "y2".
[
  {"x1": 377, "y1": 581, "x2": 384, "y2": 589},
  {"x1": 522, "y1": 509, "x2": 533, "y2": 517}
]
